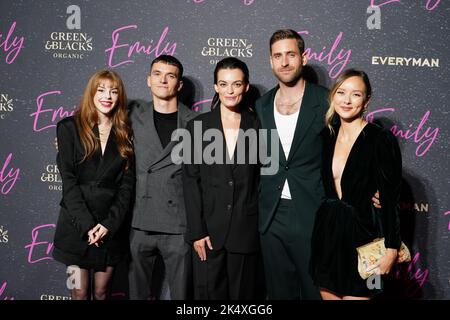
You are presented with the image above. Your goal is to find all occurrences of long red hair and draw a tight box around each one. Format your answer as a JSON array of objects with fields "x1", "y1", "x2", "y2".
[{"x1": 75, "y1": 70, "x2": 133, "y2": 167}]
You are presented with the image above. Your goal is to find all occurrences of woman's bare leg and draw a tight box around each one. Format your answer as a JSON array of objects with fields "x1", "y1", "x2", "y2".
[{"x1": 320, "y1": 288, "x2": 342, "y2": 300}]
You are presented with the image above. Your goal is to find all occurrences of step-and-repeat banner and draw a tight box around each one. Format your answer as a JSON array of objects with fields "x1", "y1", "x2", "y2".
[{"x1": 0, "y1": 0, "x2": 448, "y2": 300}]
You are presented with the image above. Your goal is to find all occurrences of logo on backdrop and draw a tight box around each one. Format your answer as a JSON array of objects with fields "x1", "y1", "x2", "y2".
[
  {"x1": 0, "y1": 281, "x2": 14, "y2": 300},
  {"x1": 0, "y1": 93, "x2": 14, "y2": 120},
  {"x1": 0, "y1": 21, "x2": 24, "y2": 65},
  {"x1": 0, "y1": 225, "x2": 8, "y2": 244},
  {"x1": 298, "y1": 30, "x2": 351, "y2": 79},
  {"x1": 372, "y1": 56, "x2": 440, "y2": 68},
  {"x1": 29, "y1": 90, "x2": 76, "y2": 132},
  {"x1": 1, "y1": 153, "x2": 20, "y2": 195},
  {"x1": 366, "y1": 251, "x2": 429, "y2": 298},
  {"x1": 400, "y1": 202, "x2": 429, "y2": 214},
  {"x1": 24, "y1": 224, "x2": 55, "y2": 264},
  {"x1": 201, "y1": 37, "x2": 253, "y2": 65},
  {"x1": 444, "y1": 211, "x2": 450, "y2": 231},
  {"x1": 365, "y1": 108, "x2": 439, "y2": 157},
  {"x1": 367, "y1": 1, "x2": 442, "y2": 29},
  {"x1": 369, "y1": 0, "x2": 441, "y2": 11},
  {"x1": 44, "y1": 5, "x2": 93, "y2": 60},
  {"x1": 40, "y1": 164, "x2": 62, "y2": 191},
  {"x1": 105, "y1": 25, "x2": 177, "y2": 68}
]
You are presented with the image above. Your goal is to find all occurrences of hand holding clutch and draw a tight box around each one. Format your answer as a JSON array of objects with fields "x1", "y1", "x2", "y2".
[{"x1": 356, "y1": 238, "x2": 411, "y2": 279}]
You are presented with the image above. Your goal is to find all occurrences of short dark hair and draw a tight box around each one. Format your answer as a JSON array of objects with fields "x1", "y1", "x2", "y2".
[
  {"x1": 270, "y1": 29, "x2": 305, "y2": 55},
  {"x1": 150, "y1": 55, "x2": 183, "y2": 79}
]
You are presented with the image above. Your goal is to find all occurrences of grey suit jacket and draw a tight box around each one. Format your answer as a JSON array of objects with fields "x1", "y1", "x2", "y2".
[{"x1": 129, "y1": 100, "x2": 197, "y2": 234}]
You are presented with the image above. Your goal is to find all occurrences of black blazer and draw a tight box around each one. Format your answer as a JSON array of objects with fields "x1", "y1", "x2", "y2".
[
  {"x1": 255, "y1": 82, "x2": 329, "y2": 236},
  {"x1": 182, "y1": 106, "x2": 260, "y2": 254},
  {"x1": 53, "y1": 116, "x2": 135, "y2": 257}
]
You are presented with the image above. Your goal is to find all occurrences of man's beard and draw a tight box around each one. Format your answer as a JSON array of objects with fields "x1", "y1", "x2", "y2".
[{"x1": 274, "y1": 66, "x2": 303, "y2": 87}]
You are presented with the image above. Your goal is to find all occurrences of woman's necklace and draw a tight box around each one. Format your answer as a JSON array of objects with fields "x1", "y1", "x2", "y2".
[{"x1": 98, "y1": 123, "x2": 112, "y2": 143}]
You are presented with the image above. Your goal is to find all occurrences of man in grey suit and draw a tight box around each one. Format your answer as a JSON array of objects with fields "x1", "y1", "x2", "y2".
[{"x1": 128, "y1": 55, "x2": 197, "y2": 300}]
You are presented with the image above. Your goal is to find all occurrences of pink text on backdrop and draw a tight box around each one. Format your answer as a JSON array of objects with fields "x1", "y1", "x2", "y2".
[
  {"x1": 370, "y1": 0, "x2": 400, "y2": 7},
  {"x1": 24, "y1": 224, "x2": 55, "y2": 264},
  {"x1": 193, "y1": 0, "x2": 255, "y2": 5},
  {"x1": 0, "y1": 153, "x2": 20, "y2": 195},
  {"x1": 365, "y1": 108, "x2": 438, "y2": 157},
  {"x1": 192, "y1": 99, "x2": 213, "y2": 112},
  {"x1": 0, "y1": 21, "x2": 24, "y2": 64},
  {"x1": 444, "y1": 211, "x2": 450, "y2": 231},
  {"x1": 105, "y1": 25, "x2": 177, "y2": 68},
  {"x1": 370, "y1": 0, "x2": 441, "y2": 10},
  {"x1": 394, "y1": 252, "x2": 429, "y2": 298},
  {"x1": 298, "y1": 31, "x2": 351, "y2": 79},
  {"x1": 425, "y1": 0, "x2": 441, "y2": 10},
  {"x1": 30, "y1": 91, "x2": 76, "y2": 132},
  {"x1": 0, "y1": 281, "x2": 14, "y2": 300}
]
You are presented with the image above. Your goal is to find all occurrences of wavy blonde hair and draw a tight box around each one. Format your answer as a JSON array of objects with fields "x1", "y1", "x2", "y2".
[
  {"x1": 325, "y1": 69, "x2": 372, "y2": 135},
  {"x1": 75, "y1": 70, "x2": 133, "y2": 167}
]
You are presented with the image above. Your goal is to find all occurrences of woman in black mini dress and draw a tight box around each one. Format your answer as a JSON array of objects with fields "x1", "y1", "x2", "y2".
[
  {"x1": 310, "y1": 69, "x2": 402, "y2": 299},
  {"x1": 53, "y1": 70, "x2": 134, "y2": 300}
]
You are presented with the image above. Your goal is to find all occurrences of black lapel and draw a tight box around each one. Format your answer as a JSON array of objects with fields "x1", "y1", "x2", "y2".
[
  {"x1": 260, "y1": 87, "x2": 278, "y2": 131},
  {"x1": 287, "y1": 81, "x2": 319, "y2": 162},
  {"x1": 94, "y1": 126, "x2": 120, "y2": 180},
  {"x1": 91, "y1": 125, "x2": 102, "y2": 175}
]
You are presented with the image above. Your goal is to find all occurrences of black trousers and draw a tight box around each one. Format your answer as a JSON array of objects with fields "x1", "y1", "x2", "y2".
[
  {"x1": 193, "y1": 247, "x2": 260, "y2": 300},
  {"x1": 260, "y1": 199, "x2": 321, "y2": 300}
]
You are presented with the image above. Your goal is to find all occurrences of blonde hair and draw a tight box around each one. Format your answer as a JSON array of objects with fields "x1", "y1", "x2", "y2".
[{"x1": 75, "y1": 70, "x2": 133, "y2": 167}]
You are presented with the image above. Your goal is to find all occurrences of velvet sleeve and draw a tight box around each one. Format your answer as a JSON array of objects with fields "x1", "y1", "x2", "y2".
[{"x1": 374, "y1": 129, "x2": 402, "y2": 249}]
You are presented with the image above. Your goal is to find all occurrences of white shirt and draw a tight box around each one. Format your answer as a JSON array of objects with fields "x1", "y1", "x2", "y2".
[{"x1": 274, "y1": 102, "x2": 300, "y2": 200}]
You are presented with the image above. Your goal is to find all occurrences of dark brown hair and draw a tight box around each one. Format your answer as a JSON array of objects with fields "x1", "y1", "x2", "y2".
[{"x1": 270, "y1": 29, "x2": 305, "y2": 55}]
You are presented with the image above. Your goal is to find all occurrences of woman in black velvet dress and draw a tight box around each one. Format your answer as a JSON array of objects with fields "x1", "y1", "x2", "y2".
[{"x1": 310, "y1": 69, "x2": 402, "y2": 300}]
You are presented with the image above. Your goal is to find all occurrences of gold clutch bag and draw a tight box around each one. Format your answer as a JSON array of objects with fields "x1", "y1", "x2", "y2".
[{"x1": 356, "y1": 238, "x2": 411, "y2": 279}]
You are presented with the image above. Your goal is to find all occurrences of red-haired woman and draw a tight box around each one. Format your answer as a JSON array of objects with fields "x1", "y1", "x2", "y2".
[{"x1": 53, "y1": 70, "x2": 135, "y2": 300}]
